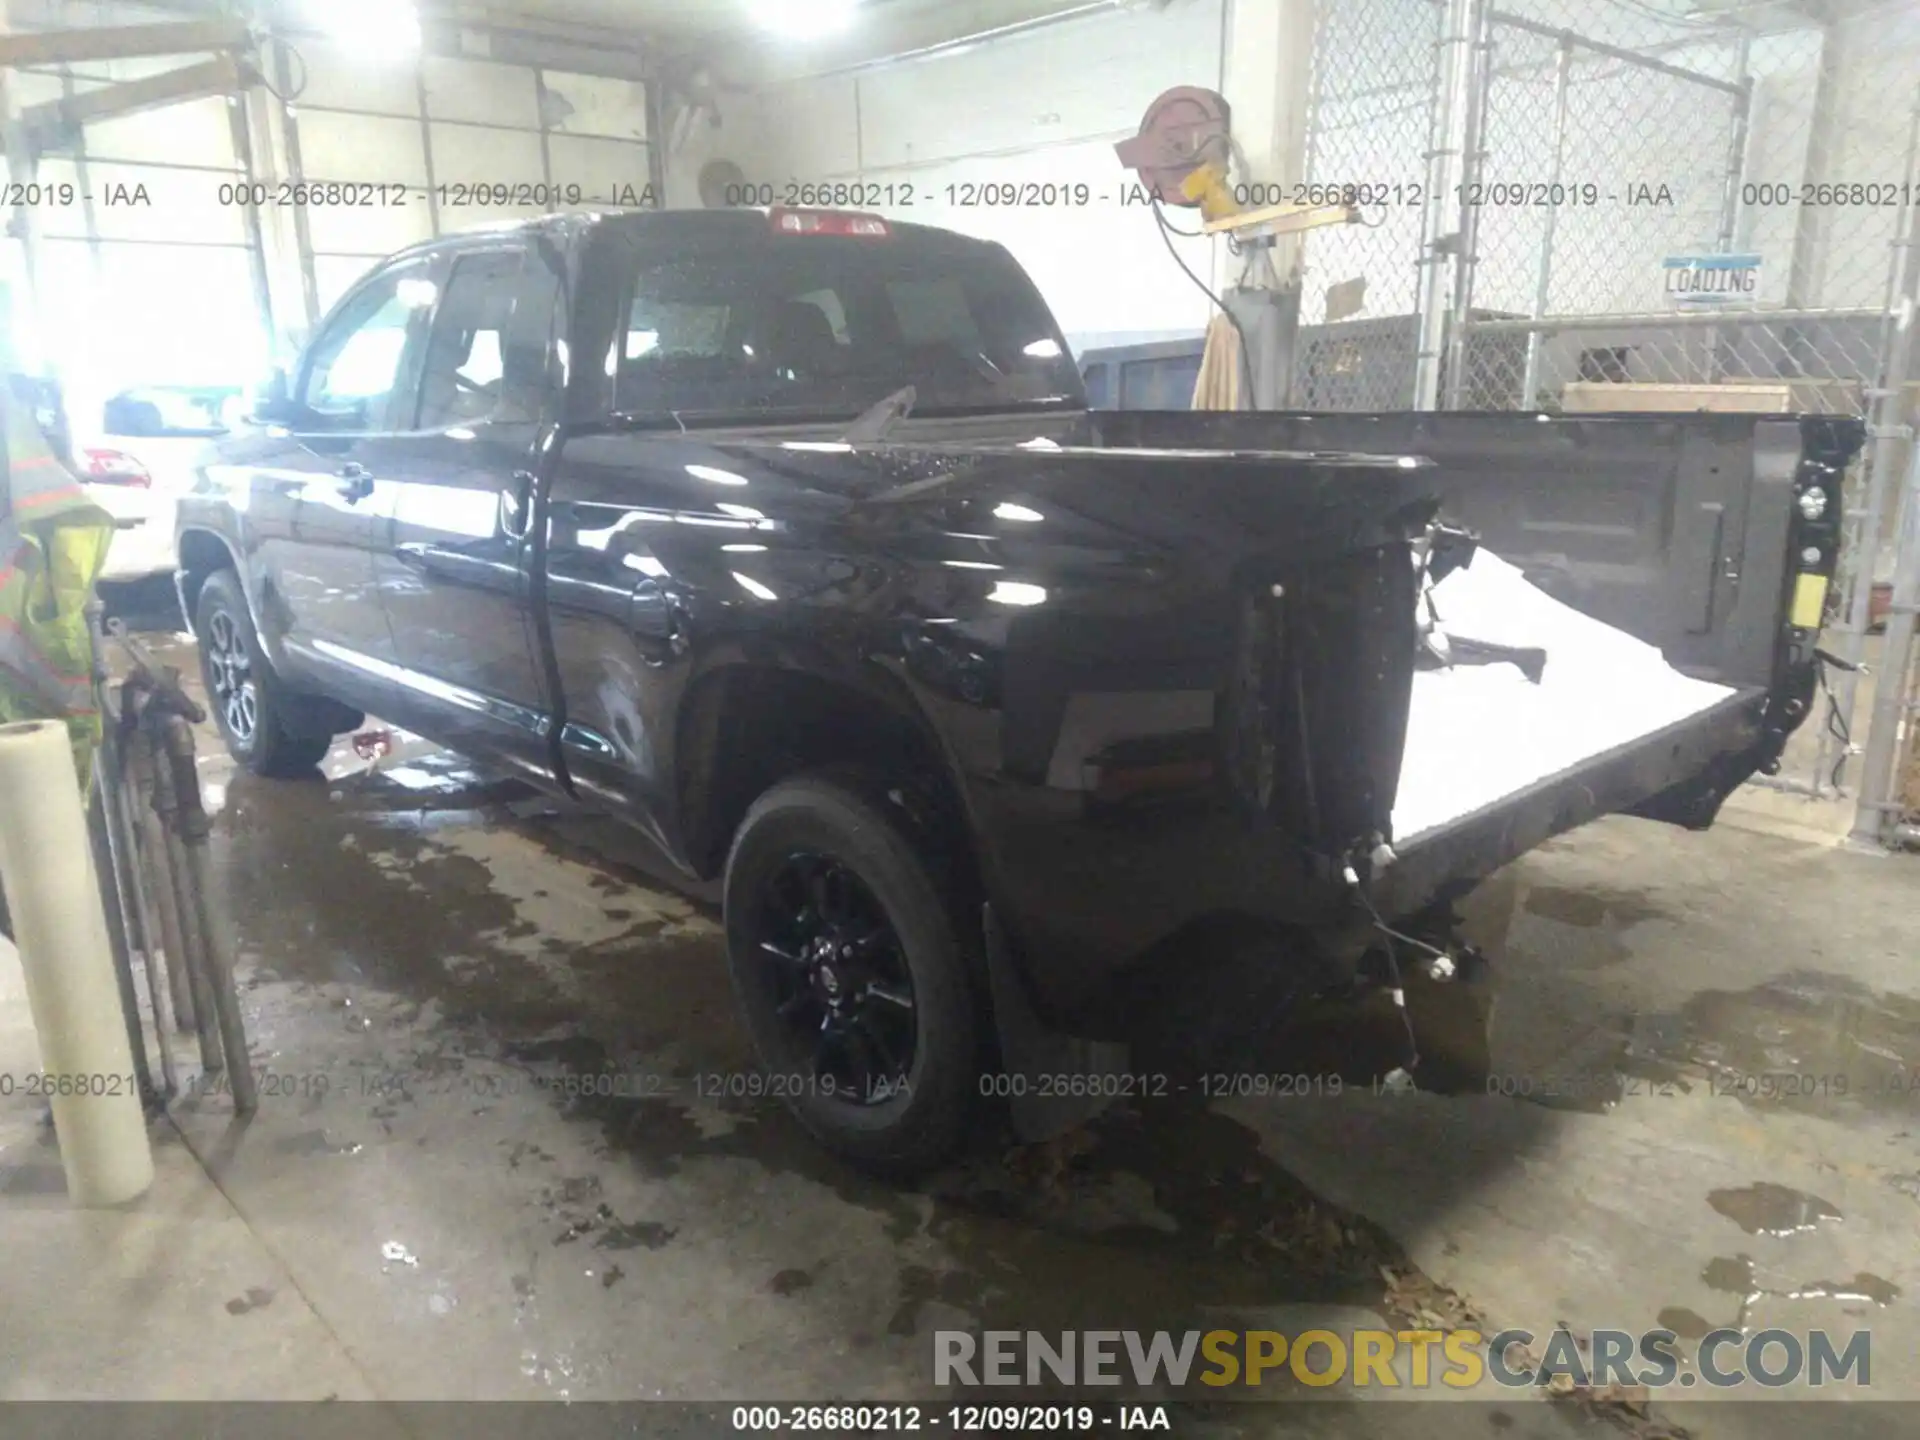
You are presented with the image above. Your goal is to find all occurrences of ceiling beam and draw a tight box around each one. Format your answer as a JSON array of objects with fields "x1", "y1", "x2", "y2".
[
  {"x1": 0, "y1": 17, "x2": 250, "y2": 68},
  {"x1": 19, "y1": 54, "x2": 243, "y2": 149}
]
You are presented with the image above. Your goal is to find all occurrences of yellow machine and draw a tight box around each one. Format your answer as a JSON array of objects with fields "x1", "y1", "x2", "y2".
[{"x1": 1115, "y1": 84, "x2": 1361, "y2": 243}]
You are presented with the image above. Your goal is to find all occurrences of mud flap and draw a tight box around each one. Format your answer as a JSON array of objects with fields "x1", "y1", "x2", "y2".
[{"x1": 983, "y1": 905, "x2": 1130, "y2": 1143}]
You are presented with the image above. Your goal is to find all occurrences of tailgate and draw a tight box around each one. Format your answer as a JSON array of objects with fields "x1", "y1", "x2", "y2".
[
  {"x1": 1372, "y1": 690, "x2": 1764, "y2": 919},
  {"x1": 1087, "y1": 409, "x2": 1865, "y2": 905}
]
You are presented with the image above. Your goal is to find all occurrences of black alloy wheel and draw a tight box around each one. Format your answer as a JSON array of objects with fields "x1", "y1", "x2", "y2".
[
  {"x1": 723, "y1": 772, "x2": 980, "y2": 1174},
  {"x1": 751, "y1": 851, "x2": 918, "y2": 1104}
]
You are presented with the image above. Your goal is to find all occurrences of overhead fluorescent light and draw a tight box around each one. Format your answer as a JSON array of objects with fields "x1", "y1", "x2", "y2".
[
  {"x1": 310, "y1": 0, "x2": 422, "y2": 54},
  {"x1": 748, "y1": 0, "x2": 859, "y2": 39}
]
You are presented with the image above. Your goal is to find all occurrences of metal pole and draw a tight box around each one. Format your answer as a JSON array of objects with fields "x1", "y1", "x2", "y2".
[
  {"x1": 1715, "y1": 77, "x2": 1753, "y2": 257},
  {"x1": 534, "y1": 69, "x2": 556, "y2": 192},
  {"x1": 1851, "y1": 442, "x2": 1920, "y2": 848},
  {"x1": 85, "y1": 606, "x2": 178, "y2": 1095},
  {"x1": 1414, "y1": 0, "x2": 1481, "y2": 410},
  {"x1": 127, "y1": 728, "x2": 196, "y2": 1035},
  {"x1": 1707, "y1": 63, "x2": 1754, "y2": 386},
  {"x1": 272, "y1": 39, "x2": 321, "y2": 331},
  {"x1": 416, "y1": 59, "x2": 442, "y2": 240},
  {"x1": 1467, "y1": 304, "x2": 1882, "y2": 333},
  {"x1": 1519, "y1": 38, "x2": 1574, "y2": 409},
  {"x1": 0, "y1": 62, "x2": 50, "y2": 381},
  {"x1": 1482, "y1": 10, "x2": 1744, "y2": 94},
  {"x1": 1442, "y1": 0, "x2": 1496, "y2": 410},
  {"x1": 1826, "y1": 101, "x2": 1920, "y2": 792},
  {"x1": 161, "y1": 715, "x2": 255, "y2": 1116},
  {"x1": 85, "y1": 775, "x2": 161, "y2": 1113},
  {"x1": 114, "y1": 758, "x2": 179, "y2": 1044},
  {"x1": 146, "y1": 722, "x2": 223, "y2": 1075},
  {"x1": 226, "y1": 87, "x2": 277, "y2": 365}
]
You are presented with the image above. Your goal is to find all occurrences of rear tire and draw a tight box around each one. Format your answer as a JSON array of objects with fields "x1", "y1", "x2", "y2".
[
  {"x1": 195, "y1": 569, "x2": 337, "y2": 778},
  {"x1": 723, "y1": 772, "x2": 980, "y2": 1176}
]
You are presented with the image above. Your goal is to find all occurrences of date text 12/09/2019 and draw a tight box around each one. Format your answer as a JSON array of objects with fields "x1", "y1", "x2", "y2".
[
  {"x1": 213, "y1": 182, "x2": 662, "y2": 210},
  {"x1": 708, "y1": 179, "x2": 1683, "y2": 210},
  {"x1": 189, "y1": 177, "x2": 1698, "y2": 214},
  {"x1": 729, "y1": 1405, "x2": 1171, "y2": 1433}
]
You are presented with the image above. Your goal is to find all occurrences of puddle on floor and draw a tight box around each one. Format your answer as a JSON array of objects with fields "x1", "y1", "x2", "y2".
[
  {"x1": 514, "y1": 1031, "x2": 1435, "y2": 1345},
  {"x1": 1691, "y1": 1250, "x2": 1900, "y2": 1334},
  {"x1": 1522, "y1": 884, "x2": 1669, "y2": 931},
  {"x1": 1655, "y1": 1306, "x2": 1714, "y2": 1340},
  {"x1": 1623, "y1": 973, "x2": 1920, "y2": 1118},
  {"x1": 1176, "y1": 880, "x2": 1920, "y2": 1124},
  {"x1": 1708, "y1": 1182, "x2": 1842, "y2": 1237},
  {"x1": 1514, "y1": 884, "x2": 1670, "y2": 968},
  {"x1": 1787, "y1": 1273, "x2": 1901, "y2": 1305},
  {"x1": 196, "y1": 718, "x2": 1461, "y2": 1363}
]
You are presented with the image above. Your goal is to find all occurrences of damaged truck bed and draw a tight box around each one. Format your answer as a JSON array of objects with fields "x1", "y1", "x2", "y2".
[
  {"x1": 837, "y1": 410, "x2": 1862, "y2": 1029},
  {"x1": 1084, "y1": 410, "x2": 1861, "y2": 936}
]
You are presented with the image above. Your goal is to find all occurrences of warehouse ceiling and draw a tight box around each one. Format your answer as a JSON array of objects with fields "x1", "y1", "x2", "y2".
[
  {"x1": 3, "y1": 1, "x2": 1146, "y2": 84},
  {"x1": 451, "y1": 0, "x2": 1116, "y2": 40},
  {"x1": 433, "y1": 0, "x2": 1134, "y2": 76}
]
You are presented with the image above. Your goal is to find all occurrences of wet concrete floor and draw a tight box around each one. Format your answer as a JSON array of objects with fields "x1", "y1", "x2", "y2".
[{"x1": 2, "y1": 622, "x2": 1917, "y2": 1437}]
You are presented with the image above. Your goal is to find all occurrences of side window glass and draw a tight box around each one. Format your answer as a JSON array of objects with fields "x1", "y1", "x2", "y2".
[
  {"x1": 302, "y1": 264, "x2": 436, "y2": 430},
  {"x1": 502, "y1": 255, "x2": 560, "y2": 423},
  {"x1": 415, "y1": 250, "x2": 555, "y2": 430}
]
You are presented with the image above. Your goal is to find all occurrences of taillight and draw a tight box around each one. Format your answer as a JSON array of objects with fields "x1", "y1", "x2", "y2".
[
  {"x1": 83, "y1": 448, "x2": 152, "y2": 487},
  {"x1": 769, "y1": 207, "x2": 890, "y2": 238}
]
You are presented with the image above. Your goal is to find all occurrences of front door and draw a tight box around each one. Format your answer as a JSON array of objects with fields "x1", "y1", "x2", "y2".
[
  {"x1": 378, "y1": 243, "x2": 560, "y2": 774},
  {"x1": 266, "y1": 257, "x2": 438, "y2": 711}
]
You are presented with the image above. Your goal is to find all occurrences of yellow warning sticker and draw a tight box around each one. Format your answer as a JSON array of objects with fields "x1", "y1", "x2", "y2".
[{"x1": 1790, "y1": 573, "x2": 1829, "y2": 630}]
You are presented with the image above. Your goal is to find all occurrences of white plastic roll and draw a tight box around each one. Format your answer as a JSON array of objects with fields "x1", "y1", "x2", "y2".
[{"x1": 0, "y1": 720, "x2": 154, "y2": 1206}]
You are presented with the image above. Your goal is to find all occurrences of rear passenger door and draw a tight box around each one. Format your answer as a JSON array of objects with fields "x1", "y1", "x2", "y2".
[{"x1": 377, "y1": 242, "x2": 561, "y2": 775}]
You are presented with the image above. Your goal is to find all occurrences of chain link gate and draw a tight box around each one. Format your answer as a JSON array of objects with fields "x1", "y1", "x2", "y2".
[
  {"x1": 1290, "y1": 0, "x2": 1920, "y2": 842},
  {"x1": 1291, "y1": 0, "x2": 1445, "y2": 410}
]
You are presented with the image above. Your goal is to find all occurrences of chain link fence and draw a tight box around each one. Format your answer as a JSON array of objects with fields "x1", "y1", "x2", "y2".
[
  {"x1": 1293, "y1": 0, "x2": 1443, "y2": 409},
  {"x1": 1290, "y1": 0, "x2": 1920, "y2": 838}
]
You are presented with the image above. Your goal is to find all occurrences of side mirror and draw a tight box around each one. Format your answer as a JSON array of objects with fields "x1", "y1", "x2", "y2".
[{"x1": 247, "y1": 368, "x2": 296, "y2": 426}]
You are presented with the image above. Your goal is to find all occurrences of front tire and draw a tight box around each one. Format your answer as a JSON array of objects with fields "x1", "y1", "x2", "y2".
[
  {"x1": 723, "y1": 773, "x2": 980, "y2": 1176},
  {"x1": 195, "y1": 569, "x2": 336, "y2": 777}
]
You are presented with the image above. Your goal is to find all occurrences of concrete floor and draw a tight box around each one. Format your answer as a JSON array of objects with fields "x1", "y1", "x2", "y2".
[{"x1": 2, "y1": 608, "x2": 1916, "y2": 1437}]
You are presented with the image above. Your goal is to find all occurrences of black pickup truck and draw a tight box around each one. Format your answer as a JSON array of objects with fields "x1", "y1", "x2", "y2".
[{"x1": 175, "y1": 207, "x2": 1862, "y2": 1171}]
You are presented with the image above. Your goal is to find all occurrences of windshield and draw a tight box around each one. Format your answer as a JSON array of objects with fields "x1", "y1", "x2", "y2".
[{"x1": 612, "y1": 233, "x2": 1083, "y2": 419}]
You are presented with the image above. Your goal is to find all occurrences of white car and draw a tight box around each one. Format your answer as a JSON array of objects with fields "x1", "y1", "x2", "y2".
[{"x1": 78, "y1": 387, "x2": 237, "y2": 583}]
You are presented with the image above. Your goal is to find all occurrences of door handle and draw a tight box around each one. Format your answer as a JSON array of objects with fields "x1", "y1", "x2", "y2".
[
  {"x1": 336, "y1": 463, "x2": 373, "y2": 503},
  {"x1": 501, "y1": 470, "x2": 535, "y2": 540}
]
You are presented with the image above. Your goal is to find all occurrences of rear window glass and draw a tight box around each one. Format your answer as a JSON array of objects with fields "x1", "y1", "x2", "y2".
[{"x1": 612, "y1": 233, "x2": 1081, "y2": 418}]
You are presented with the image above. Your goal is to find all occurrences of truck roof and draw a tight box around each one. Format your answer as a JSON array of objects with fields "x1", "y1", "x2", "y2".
[{"x1": 415, "y1": 205, "x2": 1006, "y2": 256}]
